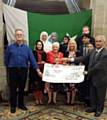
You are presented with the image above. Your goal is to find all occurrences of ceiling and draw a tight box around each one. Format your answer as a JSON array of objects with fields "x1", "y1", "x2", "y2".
[{"x1": 3, "y1": 0, "x2": 90, "y2": 14}]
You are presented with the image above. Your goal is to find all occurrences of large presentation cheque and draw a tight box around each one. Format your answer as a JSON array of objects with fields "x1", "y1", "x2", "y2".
[{"x1": 43, "y1": 63, "x2": 85, "y2": 83}]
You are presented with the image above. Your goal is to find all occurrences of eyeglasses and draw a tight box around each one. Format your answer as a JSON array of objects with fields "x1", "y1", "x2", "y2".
[{"x1": 16, "y1": 34, "x2": 23, "y2": 36}]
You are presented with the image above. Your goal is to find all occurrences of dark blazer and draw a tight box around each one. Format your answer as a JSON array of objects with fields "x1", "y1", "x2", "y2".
[
  {"x1": 76, "y1": 48, "x2": 107, "y2": 87},
  {"x1": 76, "y1": 35, "x2": 95, "y2": 56},
  {"x1": 59, "y1": 43, "x2": 68, "y2": 54},
  {"x1": 64, "y1": 51, "x2": 81, "y2": 65}
]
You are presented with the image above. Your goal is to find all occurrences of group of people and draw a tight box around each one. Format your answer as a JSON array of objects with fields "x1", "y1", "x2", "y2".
[{"x1": 5, "y1": 26, "x2": 107, "y2": 117}]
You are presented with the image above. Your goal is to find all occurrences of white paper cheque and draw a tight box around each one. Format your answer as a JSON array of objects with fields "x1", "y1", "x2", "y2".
[{"x1": 43, "y1": 63, "x2": 85, "y2": 83}]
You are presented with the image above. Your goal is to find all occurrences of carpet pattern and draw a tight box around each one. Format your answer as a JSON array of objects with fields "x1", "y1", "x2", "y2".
[
  {"x1": 0, "y1": 94, "x2": 107, "y2": 120},
  {"x1": 0, "y1": 102, "x2": 107, "y2": 120}
]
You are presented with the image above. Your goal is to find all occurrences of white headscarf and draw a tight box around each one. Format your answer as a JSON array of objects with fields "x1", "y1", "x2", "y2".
[
  {"x1": 40, "y1": 31, "x2": 52, "y2": 53},
  {"x1": 40, "y1": 31, "x2": 48, "y2": 43}
]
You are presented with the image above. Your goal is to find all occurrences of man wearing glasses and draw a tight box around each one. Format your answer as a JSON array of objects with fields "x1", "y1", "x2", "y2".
[{"x1": 5, "y1": 29, "x2": 42, "y2": 113}]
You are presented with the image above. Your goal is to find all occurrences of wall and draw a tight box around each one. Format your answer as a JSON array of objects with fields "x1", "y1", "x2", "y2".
[
  {"x1": 0, "y1": 0, "x2": 7, "y2": 99},
  {"x1": 90, "y1": 0, "x2": 107, "y2": 45}
]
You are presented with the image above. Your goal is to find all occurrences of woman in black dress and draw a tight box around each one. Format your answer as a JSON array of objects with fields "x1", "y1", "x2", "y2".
[{"x1": 29, "y1": 40, "x2": 46, "y2": 105}]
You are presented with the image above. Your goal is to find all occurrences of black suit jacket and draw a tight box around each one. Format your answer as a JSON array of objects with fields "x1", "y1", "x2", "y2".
[
  {"x1": 76, "y1": 35, "x2": 95, "y2": 56},
  {"x1": 76, "y1": 48, "x2": 107, "y2": 87}
]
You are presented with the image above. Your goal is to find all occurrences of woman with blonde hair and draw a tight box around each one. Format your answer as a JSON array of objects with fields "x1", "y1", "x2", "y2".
[
  {"x1": 64, "y1": 39, "x2": 81, "y2": 105},
  {"x1": 67, "y1": 39, "x2": 77, "y2": 52}
]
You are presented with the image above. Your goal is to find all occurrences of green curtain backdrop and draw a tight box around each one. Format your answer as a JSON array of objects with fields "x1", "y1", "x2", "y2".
[{"x1": 28, "y1": 10, "x2": 92, "y2": 49}]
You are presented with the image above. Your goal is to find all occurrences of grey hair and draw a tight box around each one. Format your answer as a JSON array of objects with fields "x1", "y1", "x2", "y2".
[
  {"x1": 95, "y1": 35, "x2": 106, "y2": 42},
  {"x1": 52, "y1": 42, "x2": 60, "y2": 48},
  {"x1": 51, "y1": 32, "x2": 58, "y2": 37},
  {"x1": 15, "y1": 28, "x2": 24, "y2": 34}
]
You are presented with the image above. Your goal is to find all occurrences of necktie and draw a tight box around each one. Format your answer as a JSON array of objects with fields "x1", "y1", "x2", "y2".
[
  {"x1": 83, "y1": 44, "x2": 89, "y2": 56},
  {"x1": 94, "y1": 51, "x2": 99, "y2": 62},
  {"x1": 83, "y1": 45, "x2": 87, "y2": 56},
  {"x1": 89, "y1": 51, "x2": 99, "y2": 67}
]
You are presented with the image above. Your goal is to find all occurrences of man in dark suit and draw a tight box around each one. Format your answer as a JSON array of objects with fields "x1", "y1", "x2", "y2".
[
  {"x1": 75, "y1": 26, "x2": 95, "y2": 105},
  {"x1": 71, "y1": 35, "x2": 107, "y2": 117},
  {"x1": 76, "y1": 26, "x2": 95, "y2": 56}
]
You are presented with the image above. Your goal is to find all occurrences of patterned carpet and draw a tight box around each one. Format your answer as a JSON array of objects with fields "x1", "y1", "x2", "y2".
[{"x1": 0, "y1": 94, "x2": 107, "y2": 120}]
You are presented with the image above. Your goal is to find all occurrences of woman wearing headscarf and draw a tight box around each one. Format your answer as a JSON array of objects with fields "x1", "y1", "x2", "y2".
[
  {"x1": 40, "y1": 31, "x2": 52, "y2": 53},
  {"x1": 48, "y1": 32, "x2": 58, "y2": 43}
]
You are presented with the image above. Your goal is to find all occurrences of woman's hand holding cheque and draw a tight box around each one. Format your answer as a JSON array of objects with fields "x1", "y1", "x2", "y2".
[{"x1": 36, "y1": 69, "x2": 43, "y2": 78}]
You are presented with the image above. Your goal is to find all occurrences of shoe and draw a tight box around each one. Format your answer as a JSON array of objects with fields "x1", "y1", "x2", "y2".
[
  {"x1": 65, "y1": 100, "x2": 70, "y2": 105},
  {"x1": 10, "y1": 107, "x2": 16, "y2": 113},
  {"x1": 65, "y1": 102, "x2": 70, "y2": 105},
  {"x1": 70, "y1": 103, "x2": 75, "y2": 106},
  {"x1": 35, "y1": 100, "x2": 39, "y2": 105},
  {"x1": 94, "y1": 111, "x2": 102, "y2": 117},
  {"x1": 53, "y1": 101, "x2": 56, "y2": 104},
  {"x1": 39, "y1": 100, "x2": 43, "y2": 105},
  {"x1": 18, "y1": 106, "x2": 28, "y2": 110},
  {"x1": 47, "y1": 100, "x2": 52, "y2": 104},
  {"x1": 53, "y1": 102, "x2": 57, "y2": 105},
  {"x1": 85, "y1": 108, "x2": 96, "y2": 113},
  {"x1": 47, "y1": 102, "x2": 52, "y2": 105}
]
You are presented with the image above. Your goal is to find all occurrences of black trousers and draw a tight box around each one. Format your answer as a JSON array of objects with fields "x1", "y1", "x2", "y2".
[
  {"x1": 90, "y1": 82, "x2": 107, "y2": 112},
  {"x1": 8, "y1": 68, "x2": 28, "y2": 108}
]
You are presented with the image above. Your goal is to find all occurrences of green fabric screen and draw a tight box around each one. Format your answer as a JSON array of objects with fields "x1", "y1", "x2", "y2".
[{"x1": 28, "y1": 10, "x2": 92, "y2": 49}]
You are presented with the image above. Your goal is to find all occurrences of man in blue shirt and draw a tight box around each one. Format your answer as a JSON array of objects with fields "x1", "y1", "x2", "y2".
[{"x1": 5, "y1": 29, "x2": 42, "y2": 113}]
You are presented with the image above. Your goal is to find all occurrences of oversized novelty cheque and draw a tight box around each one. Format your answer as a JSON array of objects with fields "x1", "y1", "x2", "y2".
[{"x1": 43, "y1": 63, "x2": 85, "y2": 83}]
